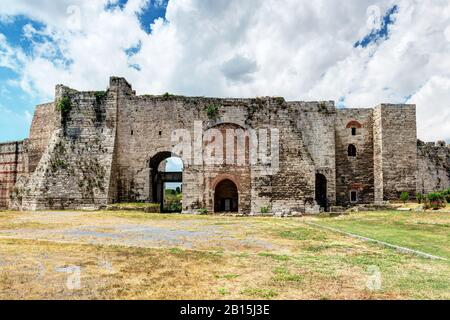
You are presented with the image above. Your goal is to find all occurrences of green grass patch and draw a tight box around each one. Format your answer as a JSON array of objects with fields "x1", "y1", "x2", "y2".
[
  {"x1": 315, "y1": 211, "x2": 450, "y2": 259},
  {"x1": 240, "y1": 288, "x2": 279, "y2": 299},
  {"x1": 218, "y1": 288, "x2": 230, "y2": 295},
  {"x1": 106, "y1": 203, "x2": 161, "y2": 212},
  {"x1": 215, "y1": 274, "x2": 239, "y2": 280},
  {"x1": 278, "y1": 226, "x2": 328, "y2": 241},
  {"x1": 258, "y1": 252, "x2": 291, "y2": 261},
  {"x1": 272, "y1": 267, "x2": 303, "y2": 283}
]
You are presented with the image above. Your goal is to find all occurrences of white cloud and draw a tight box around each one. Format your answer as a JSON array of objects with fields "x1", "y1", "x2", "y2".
[
  {"x1": 221, "y1": 54, "x2": 258, "y2": 83},
  {"x1": 409, "y1": 76, "x2": 450, "y2": 142},
  {"x1": 0, "y1": 0, "x2": 449, "y2": 141}
]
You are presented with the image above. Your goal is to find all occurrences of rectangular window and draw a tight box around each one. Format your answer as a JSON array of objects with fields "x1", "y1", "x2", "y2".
[{"x1": 351, "y1": 128, "x2": 356, "y2": 136}]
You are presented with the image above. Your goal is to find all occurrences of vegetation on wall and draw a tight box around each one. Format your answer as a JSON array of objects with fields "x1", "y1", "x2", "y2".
[
  {"x1": 162, "y1": 92, "x2": 174, "y2": 101},
  {"x1": 55, "y1": 96, "x2": 72, "y2": 115},
  {"x1": 204, "y1": 104, "x2": 220, "y2": 119},
  {"x1": 247, "y1": 97, "x2": 265, "y2": 122},
  {"x1": 260, "y1": 206, "x2": 270, "y2": 214},
  {"x1": 318, "y1": 102, "x2": 328, "y2": 113},
  {"x1": 76, "y1": 157, "x2": 106, "y2": 198},
  {"x1": 94, "y1": 91, "x2": 107, "y2": 104},
  {"x1": 50, "y1": 141, "x2": 68, "y2": 171},
  {"x1": 273, "y1": 97, "x2": 285, "y2": 105}
]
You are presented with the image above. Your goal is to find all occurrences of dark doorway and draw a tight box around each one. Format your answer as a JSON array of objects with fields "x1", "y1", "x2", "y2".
[
  {"x1": 214, "y1": 179, "x2": 239, "y2": 213},
  {"x1": 315, "y1": 173, "x2": 327, "y2": 211},
  {"x1": 348, "y1": 144, "x2": 357, "y2": 157},
  {"x1": 149, "y1": 152, "x2": 183, "y2": 213}
]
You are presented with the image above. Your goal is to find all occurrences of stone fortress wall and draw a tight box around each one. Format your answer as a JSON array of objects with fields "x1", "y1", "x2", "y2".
[
  {"x1": 0, "y1": 141, "x2": 27, "y2": 208},
  {"x1": 0, "y1": 77, "x2": 448, "y2": 214},
  {"x1": 417, "y1": 140, "x2": 450, "y2": 194}
]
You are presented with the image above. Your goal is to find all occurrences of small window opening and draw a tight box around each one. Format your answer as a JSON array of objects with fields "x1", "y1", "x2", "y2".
[
  {"x1": 348, "y1": 144, "x2": 357, "y2": 157},
  {"x1": 350, "y1": 191, "x2": 358, "y2": 203},
  {"x1": 131, "y1": 130, "x2": 134, "y2": 136},
  {"x1": 351, "y1": 127, "x2": 356, "y2": 136},
  {"x1": 159, "y1": 131, "x2": 162, "y2": 136}
]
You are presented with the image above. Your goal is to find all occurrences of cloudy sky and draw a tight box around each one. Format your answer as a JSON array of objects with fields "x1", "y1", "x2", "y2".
[{"x1": 0, "y1": 0, "x2": 449, "y2": 142}]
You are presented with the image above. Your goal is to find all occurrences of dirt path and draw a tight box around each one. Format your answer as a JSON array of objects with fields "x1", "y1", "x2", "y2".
[{"x1": 0, "y1": 211, "x2": 277, "y2": 252}]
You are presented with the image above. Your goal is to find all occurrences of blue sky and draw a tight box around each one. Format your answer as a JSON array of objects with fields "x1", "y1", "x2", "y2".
[
  {"x1": 0, "y1": 0, "x2": 449, "y2": 143},
  {"x1": 0, "y1": 0, "x2": 168, "y2": 141},
  {"x1": 354, "y1": 5, "x2": 398, "y2": 48}
]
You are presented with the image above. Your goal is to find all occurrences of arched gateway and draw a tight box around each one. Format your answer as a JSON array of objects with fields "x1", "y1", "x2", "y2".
[
  {"x1": 149, "y1": 152, "x2": 183, "y2": 212},
  {"x1": 214, "y1": 179, "x2": 239, "y2": 213}
]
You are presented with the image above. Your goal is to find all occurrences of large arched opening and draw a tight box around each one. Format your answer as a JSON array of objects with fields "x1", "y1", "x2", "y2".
[
  {"x1": 214, "y1": 179, "x2": 239, "y2": 213},
  {"x1": 149, "y1": 152, "x2": 183, "y2": 213},
  {"x1": 315, "y1": 173, "x2": 327, "y2": 211}
]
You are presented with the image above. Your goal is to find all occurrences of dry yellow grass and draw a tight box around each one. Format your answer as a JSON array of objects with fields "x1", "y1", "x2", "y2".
[{"x1": 0, "y1": 210, "x2": 448, "y2": 300}]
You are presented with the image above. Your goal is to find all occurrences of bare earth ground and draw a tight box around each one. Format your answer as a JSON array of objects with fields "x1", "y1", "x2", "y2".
[{"x1": 0, "y1": 210, "x2": 448, "y2": 300}]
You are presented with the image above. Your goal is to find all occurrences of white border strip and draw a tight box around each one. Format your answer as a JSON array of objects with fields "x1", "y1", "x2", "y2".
[{"x1": 305, "y1": 222, "x2": 448, "y2": 261}]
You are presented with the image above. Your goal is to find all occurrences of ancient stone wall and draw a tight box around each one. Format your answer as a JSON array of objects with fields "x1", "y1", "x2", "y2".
[
  {"x1": 113, "y1": 81, "x2": 322, "y2": 214},
  {"x1": 373, "y1": 104, "x2": 417, "y2": 202},
  {"x1": 292, "y1": 101, "x2": 336, "y2": 209},
  {"x1": 335, "y1": 109, "x2": 374, "y2": 206},
  {"x1": 27, "y1": 102, "x2": 59, "y2": 173},
  {"x1": 0, "y1": 141, "x2": 28, "y2": 208},
  {"x1": 417, "y1": 141, "x2": 450, "y2": 194},
  {"x1": 16, "y1": 81, "x2": 119, "y2": 210},
  {"x1": 245, "y1": 99, "x2": 319, "y2": 214},
  {"x1": 4, "y1": 77, "x2": 437, "y2": 214}
]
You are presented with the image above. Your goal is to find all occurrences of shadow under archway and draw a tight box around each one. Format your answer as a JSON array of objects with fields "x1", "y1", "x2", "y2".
[{"x1": 214, "y1": 179, "x2": 239, "y2": 213}]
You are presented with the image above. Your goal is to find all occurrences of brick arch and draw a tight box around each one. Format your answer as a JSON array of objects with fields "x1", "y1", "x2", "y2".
[
  {"x1": 346, "y1": 120, "x2": 362, "y2": 128},
  {"x1": 205, "y1": 122, "x2": 247, "y2": 131},
  {"x1": 211, "y1": 174, "x2": 241, "y2": 191}
]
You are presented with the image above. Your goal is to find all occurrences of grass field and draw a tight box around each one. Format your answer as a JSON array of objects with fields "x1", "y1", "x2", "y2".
[{"x1": 0, "y1": 210, "x2": 448, "y2": 300}]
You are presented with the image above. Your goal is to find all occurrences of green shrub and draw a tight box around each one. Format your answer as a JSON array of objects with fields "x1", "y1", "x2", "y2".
[
  {"x1": 94, "y1": 91, "x2": 107, "y2": 103},
  {"x1": 427, "y1": 192, "x2": 445, "y2": 210},
  {"x1": 55, "y1": 96, "x2": 72, "y2": 115},
  {"x1": 197, "y1": 208, "x2": 208, "y2": 215},
  {"x1": 442, "y1": 188, "x2": 450, "y2": 203},
  {"x1": 416, "y1": 193, "x2": 424, "y2": 204},
  {"x1": 400, "y1": 192, "x2": 409, "y2": 204},
  {"x1": 162, "y1": 92, "x2": 174, "y2": 101},
  {"x1": 204, "y1": 104, "x2": 220, "y2": 119},
  {"x1": 260, "y1": 206, "x2": 270, "y2": 214},
  {"x1": 273, "y1": 97, "x2": 285, "y2": 105}
]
